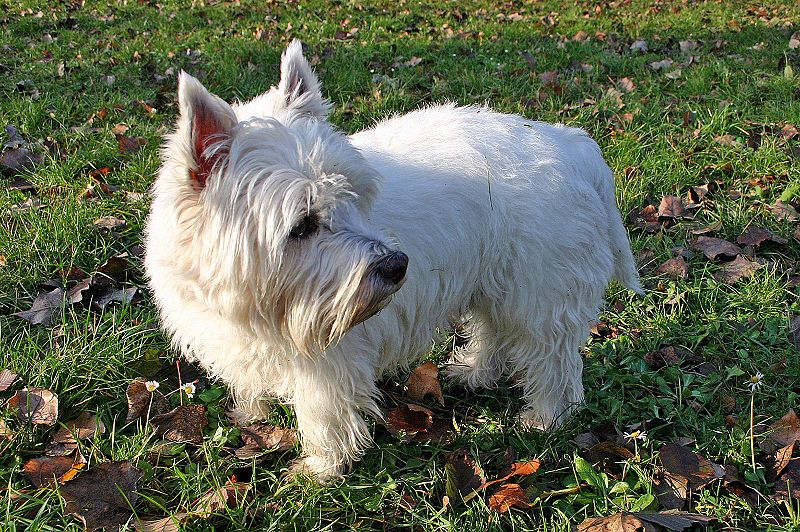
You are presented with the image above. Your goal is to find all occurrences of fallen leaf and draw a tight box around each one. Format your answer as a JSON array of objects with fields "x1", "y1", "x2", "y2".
[
  {"x1": 617, "y1": 77, "x2": 635, "y2": 93},
  {"x1": 94, "y1": 216, "x2": 126, "y2": 229},
  {"x1": 692, "y1": 236, "x2": 742, "y2": 260},
  {"x1": 0, "y1": 147, "x2": 44, "y2": 173},
  {"x1": 488, "y1": 483, "x2": 531, "y2": 512},
  {"x1": 47, "y1": 412, "x2": 106, "y2": 456},
  {"x1": 9, "y1": 197, "x2": 44, "y2": 213},
  {"x1": 387, "y1": 403, "x2": 433, "y2": 439},
  {"x1": 630, "y1": 40, "x2": 648, "y2": 53},
  {"x1": 3, "y1": 125, "x2": 27, "y2": 149},
  {"x1": 117, "y1": 134, "x2": 147, "y2": 155},
  {"x1": 24, "y1": 456, "x2": 85, "y2": 488},
  {"x1": 762, "y1": 410, "x2": 800, "y2": 452},
  {"x1": 649, "y1": 58, "x2": 674, "y2": 71},
  {"x1": 406, "y1": 361, "x2": 444, "y2": 405},
  {"x1": 644, "y1": 346, "x2": 697, "y2": 370},
  {"x1": 150, "y1": 405, "x2": 209, "y2": 444},
  {"x1": 721, "y1": 465, "x2": 763, "y2": 506},
  {"x1": 9, "y1": 387, "x2": 59, "y2": 425},
  {"x1": 767, "y1": 200, "x2": 799, "y2": 221},
  {"x1": 94, "y1": 286, "x2": 137, "y2": 309},
  {"x1": 686, "y1": 184, "x2": 711, "y2": 207},
  {"x1": 0, "y1": 369, "x2": 18, "y2": 391},
  {"x1": 737, "y1": 226, "x2": 787, "y2": 247},
  {"x1": 126, "y1": 378, "x2": 170, "y2": 422},
  {"x1": 714, "y1": 134, "x2": 741, "y2": 147},
  {"x1": 13, "y1": 287, "x2": 65, "y2": 325},
  {"x1": 445, "y1": 449, "x2": 485, "y2": 502},
  {"x1": 234, "y1": 423, "x2": 296, "y2": 457},
  {"x1": 773, "y1": 459, "x2": 800, "y2": 502},
  {"x1": 658, "y1": 444, "x2": 724, "y2": 490},
  {"x1": 713, "y1": 255, "x2": 762, "y2": 285},
  {"x1": 192, "y1": 481, "x2": 250, "y2": 518},
  {"x1": 655, "y1": 257, "x2": 688, "y2": 280},
  {"x1": 658, "y1": 196, "x2": 690, "y2": 219},
  {"x1": 135, "y1": 515, "x2": 185, "y2": 532},
  {"x1": 578, "y1": 513, "x2": 659, "y2": 532},
  {"x1": 679, "y1": 40, "x2": 698, "y2": 54},
  {"x1": 60, "y1": 461, "x2": 142, "y2": 532},
  {"x1": 403, "y1": 56, "x2": 422, "y2": 67},
  {"x1": 636, "y1": 512, "x2": 715, "y2": 530},
  {"x1": 631, "y1": 204, "x2": 661, "y2": 233}
]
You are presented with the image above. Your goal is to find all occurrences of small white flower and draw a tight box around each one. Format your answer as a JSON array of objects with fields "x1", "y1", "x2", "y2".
[
  {"x1": 746, "y1": 372, "x2": 764, "y2": 392},
  {"x1": 180, "y1": 382, "x2": 196, "y2": 398},
  {"x1": 145, "y1": 380, "x2": 160, "y2": 392},
  {"x1": 623, "y1": 429, "x2": 648, "y2": 442}
]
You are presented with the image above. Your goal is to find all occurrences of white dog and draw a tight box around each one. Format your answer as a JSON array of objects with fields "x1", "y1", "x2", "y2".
[{"x1": 144, "y1": 40, "x2": 642, "y2": 480}]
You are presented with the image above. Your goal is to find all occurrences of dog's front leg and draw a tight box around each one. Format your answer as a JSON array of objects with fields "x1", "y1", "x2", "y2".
[{"x1": 288, "y1": 359, "x2": 378, "y2": 482}]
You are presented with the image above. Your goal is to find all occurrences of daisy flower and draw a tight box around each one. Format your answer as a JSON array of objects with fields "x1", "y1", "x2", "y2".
[
  {"x1": 623, "y1": 429, "x2": 648, "y2": 442},
  {"x1": 145, "y1": 380, "x2": 160, "y2": 392},
  {"x1": 746, "y1": 372, "x2": 764, "y2": 392},
  {"x1": 180, "y1": 382, "x2": 196, "y2": 398}
]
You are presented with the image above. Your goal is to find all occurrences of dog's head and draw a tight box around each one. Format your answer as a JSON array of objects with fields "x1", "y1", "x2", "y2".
[{"x1": 146, "y1": 40, "x2": 407, "y2": 356}]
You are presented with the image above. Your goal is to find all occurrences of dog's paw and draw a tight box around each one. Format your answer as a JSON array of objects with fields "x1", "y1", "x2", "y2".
[
  {"x1": 443, "y1": 362, "x2": 499, "y2": 390},
  {"x1": 286, "y1": 456, "x2": 344, "y2": 483},
  {"x1": 518, "y1": 410, "x2": 552, "y2": 432}
]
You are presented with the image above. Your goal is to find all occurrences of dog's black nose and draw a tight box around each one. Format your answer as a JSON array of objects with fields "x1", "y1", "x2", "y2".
[{"x1": 376, "y1": 251, "x2": 408, "y2": 285}]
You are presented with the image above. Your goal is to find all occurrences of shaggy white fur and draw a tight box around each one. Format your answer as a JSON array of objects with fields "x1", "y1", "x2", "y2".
[{"x1": 144, "y1": 40, "x2": 642, "y2": 481}]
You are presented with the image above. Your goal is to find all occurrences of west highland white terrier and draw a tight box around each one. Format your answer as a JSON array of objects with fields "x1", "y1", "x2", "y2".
[{"x1": 145, "y1": 40, "x2": 642, "y2": 480}]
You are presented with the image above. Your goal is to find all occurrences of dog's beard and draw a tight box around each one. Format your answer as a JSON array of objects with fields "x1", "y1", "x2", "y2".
[{"x1": 276, "y1": 243, "x2": 404, "y2": 356}]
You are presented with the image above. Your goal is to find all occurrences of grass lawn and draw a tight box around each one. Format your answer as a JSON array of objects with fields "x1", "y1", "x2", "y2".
[{"x1": 2, "y1": 0, "x2": 800, "y2": 530}]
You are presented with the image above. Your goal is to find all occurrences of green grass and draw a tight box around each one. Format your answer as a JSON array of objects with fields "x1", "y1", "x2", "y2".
[{"x1": 2, "y1": 0, "x2": 800, "y2": 530}]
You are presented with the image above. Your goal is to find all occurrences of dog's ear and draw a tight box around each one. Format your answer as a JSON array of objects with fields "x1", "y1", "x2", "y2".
[
  {"x1": 176, "y1": 72, "x2": 237, "y2": 190},
  {"x1": 277, "y1": 39, "x2": 331, "y2": 118}
]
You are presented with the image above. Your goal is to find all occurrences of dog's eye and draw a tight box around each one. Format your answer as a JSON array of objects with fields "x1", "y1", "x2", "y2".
[{"x1": 289, "y1": 214, "x2": 318, "y2": 239}]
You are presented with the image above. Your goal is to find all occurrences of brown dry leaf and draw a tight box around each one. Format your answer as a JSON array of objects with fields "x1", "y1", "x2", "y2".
[
  {"x1": 762, "y1": 410, "x2": 800, "y2": 452},
  {"x1": 488, "y1": 483, "x2": 531, "y2": 513},
  {"x1": 116, "y1": 134, "x2": 147, "y2": 155},
  {"x1": 644, "y1": 345, "x2": 694, "y2": 370},
  {"x1": 714, "y1": 134, "x2": 741, "y2": 147},
  {"x1": 767, "y1": 200, "x2": 799, "y2": 222},
  {"x1": 686, "y1": 184, "x2": 711, "y2": 207},
  {"x1": 649, "y1": 58, "x2": 674, "y2": 71},
  {"x1": 655, "y1": 257, "x2": 688, "y2": 280},
  {"x1": 47, "y1": 412, "x2": 106, "y2": 456},
  {"x1": 636, "y1": 512, "x2": 715, "y2": 530},
  {"x1": 617, "y1": 77, "x2": 635, "y2": 93},
  {"x1": 721, "y1": 465, "x2": 763, "y2": 507},
  {"x1": 151, "y1": 405, "x2": 209, "y2": 444},
  {"x1": 658, "y1": 196, "x2": 690, "y2": 219},
  {"x1": 0, "y1": 148, "x2": 44, "y2": 173},
  {"x1": 192, "y1": 481, "x2": 250, "y2": 518},
  {"x1": 93, "y1": 216, "x2": 126, "y2": 229},
  {"x1": 774, "y1": 442, "x2": 796, "y2": 478},
  {"x1": 791, "y1": 318, "x2": 800, "y2": 354},
  {"x1": 445, "y1": 449, "x2": 485, "y2": 502},
  {"x1": 406, "y1": 361, "x2": 444, "y2": 405},
  {"x1": 387, "y1": 403, "x2": 433, "y2": 439},
  {"x1": 135, "y1": 514, "x2": 186, "y2": 532},
  {"x1": 692, "y1": 236, "x2": 742, "y2": 260},
  {"x1": 13, "y1": 287, "x2": 65, "y2": 326},
  {"x1": 690, "y1": 220, "x2": 722, "y2": 236},
  {"x1": 126, "y1": 378, "x2": 170, "y2": 422},
  {"x1": 9, "y1": 387, "x2": 59, "y2": 425},
  {"x1": 0, "y1": 369, "x2": 18, "y2": 391},
  {"x1": 60, "y1": 461, "x2": 142, "y2": 532},
  {"x1": 773, "y1": 459, "x2": 800, "y2": 502},
  {"x1": 578, "y1": 513, "x2": 659, "y2": 532},
  {"x1": 412, "y1": 416, "x2": 454, "y2": 444},
  {"x1": 713, "y1": 255, "x2": 762, "y2": 285},
  {"x1": 658, "y1": 444, "x2": 724, "y2": 490},
  {"x1": 631, "y1": 204, "x2": 661, "y2": 233},
  {"x1": 737, "y1": 226, "x2": 787, "y2": 247},
  {"x1": 23, "y1": 456, "x2": 85, "y2": 488},
  {"x1": 478, "y1": 459, "x2": 542, "y2": 494},
  {"x1": 237, "y1": 423, "x2": 297, "y2": 456},
  {"x1": 636, "y1": 248, "x2": 658, "y2": 272}
]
